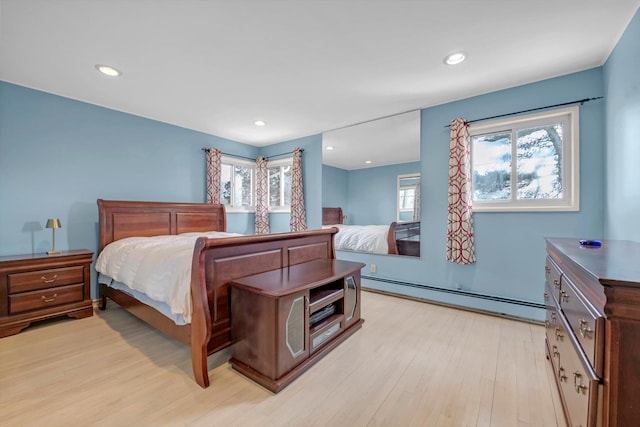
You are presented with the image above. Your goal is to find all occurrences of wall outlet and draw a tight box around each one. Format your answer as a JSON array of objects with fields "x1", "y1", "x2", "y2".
[{"x1": 370, "y1": 264, "x2": 377, "y2": 273}]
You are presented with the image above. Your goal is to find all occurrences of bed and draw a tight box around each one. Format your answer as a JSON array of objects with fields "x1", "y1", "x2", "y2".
[
  {"x1": 96, "y1": 199, "x2": 338, "y2": 388},
  {"x1": 322, "y1": 207, "x2": 420, "y2": 256}
]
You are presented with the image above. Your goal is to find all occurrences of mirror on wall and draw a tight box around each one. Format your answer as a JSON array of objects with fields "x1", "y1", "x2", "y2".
[{"x1": 322, "y1": 110, "x2": 421, "y2": 257}]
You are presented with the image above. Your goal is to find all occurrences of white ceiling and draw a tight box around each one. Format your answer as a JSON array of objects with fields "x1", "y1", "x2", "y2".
[{"x1": 1, "y1": 0, "x2": 638, "y2": 170}]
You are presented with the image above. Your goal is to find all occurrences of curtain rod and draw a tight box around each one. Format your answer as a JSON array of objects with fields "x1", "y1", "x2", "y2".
[
  {"x1": 444, "y1": 96, "x2": 603, "y2": 128},
  {"x1": 201, "y1": 148, "x2": 302, "y2": 161}
]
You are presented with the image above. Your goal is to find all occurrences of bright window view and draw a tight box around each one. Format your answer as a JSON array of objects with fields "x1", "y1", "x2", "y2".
[
  {"x1": 469, "y1": 107, "x2": 578, "y2": 211},
  {"x1": 219, "y1": 156, "x2": 292, "y2": 212},
  {"x1": 220, "y1": 159, "x2": 254, "y2": 210},
  {"x1": 268, "y1": 161, "x2": 292, "y2": 209},
  {"x1": 399, "y1": 187, "x2": 415, "y2": 210}
]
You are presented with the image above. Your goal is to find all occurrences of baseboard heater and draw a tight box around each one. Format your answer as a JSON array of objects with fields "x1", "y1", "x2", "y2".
[{"x1": 361, "y1": 275, "x2": 545, "y2": 309}]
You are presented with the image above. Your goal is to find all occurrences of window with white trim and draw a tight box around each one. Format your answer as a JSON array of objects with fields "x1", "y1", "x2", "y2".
[
  {"x1": 397, "y1": 173, "x2": 420, "y2": 220},
  {"x1": 267, "y1": 158, "x2": 292, "y2": 212},
  {"x1": 220, "y1": 156, "x2": 255, "y2": 212},
  {"x1": 469, "y1": 106, "x2": 579, "y2": 212}
]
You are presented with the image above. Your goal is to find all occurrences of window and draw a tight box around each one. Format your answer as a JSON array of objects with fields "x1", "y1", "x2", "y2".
[
  {"x1": 219, "y1": 156, "x2": 293, "y2": 213},
  {"x1": 220, "y1": 156, "x2": 255, "y2": 212},
  {"x1": 469, "y1": 106, "x2": 579, "y2": 212},
  {"x1": 397, "y1": 173, "x2": 420, "y2": 221},
  {"x1": 267, "y1": 158, "x2": 292, "y2": 212}
]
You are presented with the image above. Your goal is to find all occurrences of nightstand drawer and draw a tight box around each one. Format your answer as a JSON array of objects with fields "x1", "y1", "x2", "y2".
[
  {"x1": 8, "y1": 266, "x2": 84, "y2": 293},
  {"x1": 9, "y1": 284, "x2": 84, "y2": 314}
]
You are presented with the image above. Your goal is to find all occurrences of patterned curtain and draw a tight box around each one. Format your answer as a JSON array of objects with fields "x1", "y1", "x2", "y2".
[
  {"x1": 206, "y1": 148, "x2": 222, "y2": 204},
  {"x1": 255, "y1": 156, "x2": 270, "y2": 234},
  {"x1": 446, "y1": 118, "x2": 476, "y2": 264},
  {"x1": 413, "y1": 182, "x2": 421, "y2": 222},
  {"x1": 289, "y1": 147, "x2": 307, "y2": 231}
]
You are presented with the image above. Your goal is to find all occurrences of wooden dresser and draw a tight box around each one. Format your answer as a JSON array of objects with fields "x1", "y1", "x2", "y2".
[
  {"x1": 0, "y1": 250, "x2": 94, "y2": 337},
  {"x1": 230, "y1": 258, "x2": 365, "y2": 393},
  {"x1": 545, "y1": 238, "x2": 640, "y2": 427}
]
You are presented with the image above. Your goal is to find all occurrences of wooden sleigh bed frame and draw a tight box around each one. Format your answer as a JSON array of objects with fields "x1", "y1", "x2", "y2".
[
  {"x1": 322, "y1": 207, "x2": 419, "y2": 256},
  {"x1": 97, "y1": 199, "x2": 338, "y2": 388}
]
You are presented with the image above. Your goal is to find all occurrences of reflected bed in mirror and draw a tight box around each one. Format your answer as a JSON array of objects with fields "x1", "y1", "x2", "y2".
[
  {"x1": 322, "y1": 207, "x2": 419, "y2": 257},
  {"x1": 322, "y1": 110, "x2": 421, "y2": 257}
]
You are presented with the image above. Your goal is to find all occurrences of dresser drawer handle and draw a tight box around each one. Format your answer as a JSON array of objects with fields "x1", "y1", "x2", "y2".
[
  {"x1": 578, "y1": 319, "x2": 593, "y2": 338},
  {"x1": 40, "y1": 293, "x2": 58, "y2": 303},
  {"x1": 555, "y1": 327, "x2": 564, "y2": 341},
  {"x1": 560, "y1": 291, "x2": 569, "y2": 302},
  {"x1": 553, "y1": 279, "x2": 560, "y2": 289},
  {"x1": 573, "y1": 371, "x2": 588, "y2": 394},
  {"x1": 41, "y1": 274, "x2": 59, "y2": 284},
  {"x1": 543, "y1": 292, "x2": 549, "y2": 301},
  {"x1": 558, "y1": 366, "x2": 567, "y2": 382},
  {"x1": 552, "y1": 345, "x2": 560, "y2": 358},
  {"x1": 545, "y1": 265, "x2": 550, "y2": 273}
]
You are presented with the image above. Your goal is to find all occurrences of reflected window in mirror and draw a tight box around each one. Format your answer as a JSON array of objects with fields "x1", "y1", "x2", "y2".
[{"x1": 397, "y1": 173, "x2": 420, "y2": 222}]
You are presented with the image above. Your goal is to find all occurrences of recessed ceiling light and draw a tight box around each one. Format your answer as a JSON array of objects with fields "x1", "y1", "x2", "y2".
[
  {"x1": 444, "y1": 52, "x2": 466, "y2": 65},
  {"x1": 326, "y1": 146, "x2": 335, "y2": 150},
  {"x1": 365, "y1": 160, "x2": 372, "y2": 164},
  {"x1": 254, "y1": 120, "x2": 266, "y2": 126},
  {"x1": 95, "y1": 64, "x2": 121, "y2": 77}
]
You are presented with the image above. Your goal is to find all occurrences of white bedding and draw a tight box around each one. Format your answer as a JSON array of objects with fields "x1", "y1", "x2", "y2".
[
  {"x1": 95, "y1": 231, "x2": 241, "y2": 323},
  {"x1": 324, "y1": 224, "x2": 389, "y2": 254}
]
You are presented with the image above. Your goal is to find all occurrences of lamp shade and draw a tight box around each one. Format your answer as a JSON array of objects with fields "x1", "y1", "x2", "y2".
[{"x1": 46, "y1": 218, "x2": 62, "y2": 229}]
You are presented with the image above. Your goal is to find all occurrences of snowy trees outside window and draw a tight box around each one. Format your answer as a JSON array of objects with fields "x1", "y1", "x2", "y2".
[{"x1": 469, "y1": 107, "x2": 579, "y2": 212}]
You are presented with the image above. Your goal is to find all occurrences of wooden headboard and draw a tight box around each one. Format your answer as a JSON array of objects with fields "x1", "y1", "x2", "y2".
[
  {"x1": 322, "y1": 207, "x2": 344, "y2": 225},
  {"x1": 97, "y1": 199, "x2": 227, "y2": 251}
]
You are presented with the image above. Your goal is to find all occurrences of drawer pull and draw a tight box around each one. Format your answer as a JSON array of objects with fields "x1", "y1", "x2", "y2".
[
  {"x1": 40, "y1": 293, "x2": 58, "y2": 303},
  {"x1": 559, "y1": 366, "x2": 567, "y2": 382},
  {"x1": 578, "y1": 319, "x2": 593, "y2": 338},
  {"x1": 545, "y1": 265, "x2": 550, "y2": 273},
  {"x1": 553, "y1": 279, "x2": 560, "y2": 289},
  {"x1": 573, "y1": 371, "x2": 588, "y2": 394},
  {"x1": 41, "y1": 274, "x2": 59, "y2": 284},
  {"x1": 544, "y1": 292, "x2": 549, "y2": 301},
  {"x1": 551, "y1": 312, "x2": 557, "y2": 323},
  {"x1": 552, "y1": 345, "x2": 560, "y2": 358},
  {"x1": 560, "y1": 290, "x2": 569, "y2": 302},
  {"x1": 555, "y1": 327, "x2": 564, "y2": 341}
]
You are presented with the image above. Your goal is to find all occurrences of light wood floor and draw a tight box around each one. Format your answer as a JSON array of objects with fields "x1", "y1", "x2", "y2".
[{"x1": 0, "y1": 291, "x2": 566, "y2": 427}]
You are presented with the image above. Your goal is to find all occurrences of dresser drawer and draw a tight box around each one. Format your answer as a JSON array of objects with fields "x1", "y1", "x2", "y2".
[
  {"x1": 556, "y1": 313, "x2": 601, "y2": 427},
  {"x1": 8, "y1": 266, "x2": 84, "y2": 293},
  {"x1": 544, "y1": 280, "x2": 560, "y2": 316},
  {"x1": 8, "y1": 283, "x2": 84, "y2": 314},
  {"x1": 560, "y1": 276, "x2": 604, "y2": 377},
  {"x1": 545, "y1": 256, "x2": 562, "y2": 302}
]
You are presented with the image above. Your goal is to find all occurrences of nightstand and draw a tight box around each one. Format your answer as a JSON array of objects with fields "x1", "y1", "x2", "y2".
[{"x1": 0, "y1": 249, "x2": 94, "y2": 338}]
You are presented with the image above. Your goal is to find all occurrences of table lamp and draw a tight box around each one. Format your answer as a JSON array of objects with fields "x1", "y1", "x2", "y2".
[{"x1": 46, "y1": 218, "x2": 62, "y2": 255}]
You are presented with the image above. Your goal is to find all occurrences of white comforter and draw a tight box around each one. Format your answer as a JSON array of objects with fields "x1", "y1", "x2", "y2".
[
  {"x1": 95, "y1": 232, "x2": 241, "y2": 323},
  {"x1": 324, "y1": 224, "x2": 389, "y2": 254}
]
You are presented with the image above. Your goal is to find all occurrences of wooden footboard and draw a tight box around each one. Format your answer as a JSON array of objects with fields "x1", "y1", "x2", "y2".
[
  {"x1": 387, "y1": 223, "x2": 399, "y2": 255},
  {"x1": 189, "y1": 229, "x2": 337, "y2": 387}
]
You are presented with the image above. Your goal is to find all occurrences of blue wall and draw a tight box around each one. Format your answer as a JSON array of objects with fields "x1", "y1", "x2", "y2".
[
  {"x1": 603, "y1": 8, "x2": 640, "y2": 242},
  {"x1": 337, "y1": 69, "x2": 605, "y2": 320},
  {"x1": 0, "y1": 82, "x2": 324, "y2": 296},
  {"x1": 322, "y1": 165, "x2": 349, "y2": 213}
]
